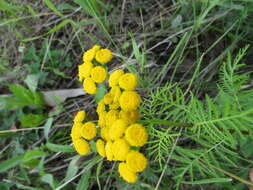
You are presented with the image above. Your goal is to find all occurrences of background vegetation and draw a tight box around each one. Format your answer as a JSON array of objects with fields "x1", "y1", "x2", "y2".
[{"x1": 1, "y1": 0, "x2": 253, "y2": 189}]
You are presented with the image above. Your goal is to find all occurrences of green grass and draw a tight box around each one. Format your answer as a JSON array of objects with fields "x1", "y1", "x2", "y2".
[{"x1": 1, "y1": 0, "x2": 253, "y2": 189}]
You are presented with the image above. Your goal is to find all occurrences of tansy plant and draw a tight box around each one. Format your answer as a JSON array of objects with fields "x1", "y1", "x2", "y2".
[{"x1": 71, "y1": 45, "x2": 148, "y2": 183}]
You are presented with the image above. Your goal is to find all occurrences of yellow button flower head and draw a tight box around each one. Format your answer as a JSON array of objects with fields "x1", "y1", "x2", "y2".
[
  {"x1": 101, "y1": 126, "x2": 110, "y2": 141},
  {"x1": 83, "y1": 48, "x2": 96, "y2": 63},
  {"x1": 119, "y1": 73, "x2": 137, "y2": 90},
  {"x1": 78, "y1": 62, "x2": 93, "y2": 81},
  {"x1": 81, "y1": 121, "x2": 97, "y2": 140},
  {"x1": 119, "y1": 91, "x2": 141, "y2": 111},
  {"x1": 109, "y1": 69, "x2": 124, "y2": 87},
  {"x1": 91, "y1": 66, "x2": 107, "y2": 83},
  {"x1": 118, "y1": 162, "x2": 138, "y2": 183},
  {"x1": 103, "y1": 93, "x2": 113, "y2": 105},
  {"x1": 119, "y1": 110, "x2": 140, "y2": 124},
  {"x1": 113, "y1": 138, "x2": 130, "y2": 161},
  {"x1": 70, "y1": 123, "x2": 82, "y2": 140},
  {"x1": 126, "y1": 151, "x2": 148, "y2": 172},
  {"x1": 98, "y1": 111, "x2": 107, "y2": 128},
  {"x1": 96, "y1": 100, "x2": 105, "y2": 114},
  {"x1": 83, "y1": 77, "x2": 97, "y2": 94},
  {"x1": 125, "y1": 124, "x2": 148, "y2": 147},
  {"x1": 73, "y1": 110, "x2": 86, "y2": 124},
  {"x1": 96, "y1": 139, "x2": 106, "y2": 157},
  {"x1": 109, "y1": 86, "x2": 121, "y2": 102},
  {"x1": 95, "y1": 48, "x2": 113, "y2": 64},
  {"x1": 73, "y1": 138, "x2": 90, "y2": 155},
  {"x1": 92, "y1": 44, "x2": 101, "y2": 52},
  {"x1": 109, "y1": 102, "x2": 120, "y2": 110},
  {"x1": 105, "y1": 141, "x2": 114, "y2": 161},
  {"x1": 109, "y1": 119, "x2": 128, "y2": 140},
  {"x1": 105, "y1": 110, "x2": 119, "y2": 127}
]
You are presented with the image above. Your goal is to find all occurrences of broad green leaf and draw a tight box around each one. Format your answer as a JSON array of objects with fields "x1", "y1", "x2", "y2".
[
  {"x1": 20, "y1": 114, "x2": 47, "y2": 128},
  {"x1": 24, "y1": 74, "x2": 39, "y2": 92},
  {"x1": 21, "y1": 159, "x2": 40, "y2": 169},
  {"x1": 8, "y1": 84, "x2": 45, "y2": 108},
  {"x1": 41, "y1": 173, "x2": 55, "y2": 189},
  {"x1": 76, "y1": 170, "x2": 91, "y2": 190},
  {"x1": 43, "y1": 0, "x2": 64, "y2": 17},
  {"x1": 9, "y1": 84, "x2": 34, "y2": 105},
  {"x1": 33, "y1": 92, "x2": 46, "y2": 108},
  {"x1": 46, "y1": 142, "x2": 75, "y2": 153},
  {"x1": 23, "y1": 149, "x2": 47, "y2": 163},
  {"x1": 0, "y1": 155, "x2": 24, "y2": 173},
  {"x1": 181, "y1": 178, "x2": 232, "y2": 184},
  {"x1": 44, "y1": 117, "x2": 53, "y2": 140},
  {"x1": 0, "y1": 182, "x2": 12, "y2": 190},
  {"x1": 64, "y1": 155, "x2": 81, "y2": 182},
  {"x1": 95, "y1": 84, "x2": 106, "y2": 103}
]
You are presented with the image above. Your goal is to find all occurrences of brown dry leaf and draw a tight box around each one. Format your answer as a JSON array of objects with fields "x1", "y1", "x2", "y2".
[{"x1": 43, "y1": 88, "x2": 86, "y2": 106}]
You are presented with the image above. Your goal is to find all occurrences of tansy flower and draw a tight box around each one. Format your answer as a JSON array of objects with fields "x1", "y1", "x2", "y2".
[
  {"x1": 119, "y1": 73, "x2": 137, "y2": 90},
  {"x1": 109, "y1": 119, "x2": 128, "y2": 140},
  {"x1": 95, "y1": 48, "x2": 113, "y2": 64},
  {"x1": 98, "y1": 112, "x2": 107, "y2": 128},
  {"x1": 83, "y1": 77, "x2": 97, "y2": 94},
  {"x1": 118, "y1": 162, "x2": 138, "y2": 183},
  {"x1": 109, "y1": 69, "x2": 124, "y2": 87},
  {"x1": 119, "y1": 91, "x2": 141, "y2": 111},
  {"x1": 126, "y1": 151, "x2": 147, "y2": 172},
  {"x1": 103, "y1": 93, "x2": 114, "y2": 105},
  {"x1": 125, "y1": 124, "x2": 148, "y2": 147},
  {"x1": 96, "y1": 139, "x2": 106, "y2": 157},
  {"x1": 113, "y1": 138, "x2": 130, "y2": 161},
  {"x1": 70, "y1": 123, "x2": 82, "y2": 140},
  {"x1": 105, "y1": 141, "x2": 114, "y2": 161},
  {"x1": 109, "y1": 102, "x2": 120, "y2": 110},
  {"x1": 96, "y1": 100, "x2": 106, "y2": 114},
  {"x1": 83, "y1": 48, "x2": 96, "y2": 63},
  {"x1": 91, "y1": 66, "x2": 107, "y2": 83},
  {"x1": 92, "y1": 44, "x2": 101, "y2": 52},
  {"x1": 105, "y1": 110, "x2": 119, "y2": 127},
  {"x1": 119, "y1": 110, "x2": 140, "y2": 124},
  {"x1": 109, "y1": 86, "x2": 121, "y2": 103},
  {"x1": 78, "y1": 62, "x2": 93, "y2": 81},
  {"x1": 101, "y1": 126, "x2": 110, "y2": 141},
  {"x1": 73, "y1": 110, "x2": 86, "y2": 124},
  {"x1": 73, "y1": 138, "x2": 90, "y2": 155},
  {"x1": 81, "y1": 121, "x2": 97, "y2": 140}
]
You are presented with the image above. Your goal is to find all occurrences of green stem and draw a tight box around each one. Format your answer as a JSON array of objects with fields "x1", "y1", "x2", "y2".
[
  {"x1": 200, "y1": 161, "x2": 253, "y2": 187},
  {"x1": 139, "y1": 119, "x2": 193, "y2": 128}
]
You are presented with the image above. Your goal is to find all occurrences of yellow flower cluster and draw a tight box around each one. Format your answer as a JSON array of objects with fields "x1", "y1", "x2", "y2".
[
  {"x1": 95, "y1": 69, "x2": 148, "y2": 183},
  {"x1": 72, "y1": 46, "x2": 148, "y2": 183},
  {"x1": 78, "y1": 45, "x2": 113, "y2": 94},
  {"x1": 70, "y1": 110, "x2": 97, "y2": 155}
]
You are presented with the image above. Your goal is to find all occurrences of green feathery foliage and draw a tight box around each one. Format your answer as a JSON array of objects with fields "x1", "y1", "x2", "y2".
[{"x1": 143, "y1": 46, "x2": 253, "y2": 189}]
